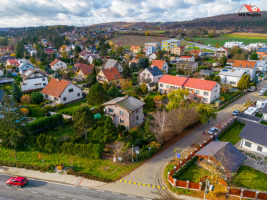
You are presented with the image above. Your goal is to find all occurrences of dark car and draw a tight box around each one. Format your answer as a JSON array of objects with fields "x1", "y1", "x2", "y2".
[{"x1": 6, "y1": 176, "x2": 28, "y2": 187}]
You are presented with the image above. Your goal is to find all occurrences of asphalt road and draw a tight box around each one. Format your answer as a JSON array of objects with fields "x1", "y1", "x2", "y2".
[
  {"x1": 182, "y1": 40, "x2": 218, "y2": 51},
  {"x1": 0, "y1": 174, "x2": 147, "y2": 200}
]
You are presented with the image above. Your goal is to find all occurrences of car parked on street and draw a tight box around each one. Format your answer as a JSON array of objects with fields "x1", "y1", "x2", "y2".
[
  {"x1": 207, "y1": 127, "x2": 219, "y2": 135},
  {"x1": 232, "y1": 110, "x2": 239, "y2": 116},
  {"x1": 6, "y1": 176, "x2": 28, "y2": 187}
]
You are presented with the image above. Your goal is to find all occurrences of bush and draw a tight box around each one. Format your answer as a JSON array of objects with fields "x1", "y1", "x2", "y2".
[
  {"x1": 55, "y1": 103, "x2": 64, "y2": 110},
  {"x1": 0, "y1": 161, "x2": 54, "y2": 173},
  {"x1": 20, "y1": 107, "x2": 29, "y2": 116},
  {"x1": 66, "y1": 169, "x2": 112, "y2": 183},
  {"x1": 31, "y1": 92, "x2": 44, "y2": 104},
  {"x1": 29, "y1": 106, "x2": 47, "y2": 117}
]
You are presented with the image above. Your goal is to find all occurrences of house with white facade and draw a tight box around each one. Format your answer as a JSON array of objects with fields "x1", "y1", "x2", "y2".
[
  {"x1": 219, "y1": 69, "x2": 245, "y2": 87},
  {"x1": 88, "y1": 54, "x2": 97, "y2": 65},
  {"x1": 179, "y1": 56, "x2": 195, "y2": 62},
  {"x1": 247, "y1": 43, "x2": 266, "y2": 51},
  {"x1": 151, "y1": 60, "x2": 168, "y2": 73},
  {"x1": 215, "y1": 47, "x2": 230, "y2": 58},
  {"x1": 232, "y1": 60, "x2": 257, "y2": 79},
  {"x1": 79, "y1": 51, "x2": 91, "y2": 60},
  {"x1": 239, "y1": 122, "x2": 267, "y2": 156},
  {"x1": 139, "y1": 66, "x2": 164, "y2": 83},
  {"x1": 41, "y1": 78, "x2": 82, "y2": 104},
  {"x1": 149, "y1": 53, "x2": 157, "y2": 62},
  {"x1": 20, "y1": 68, "x2": 48, "y2": 91},
  {"x1": 50, "y1": 60, "x2": 67, "y2": 71},
  {"x1": 18, "y1": 63, "x2": 35, "y2": 74},
  {"x1": 144, "y1": 42, "x2": 160, "y2": 50},
  {"x1": 249, "y1": 60, "x2": 267, "y2": 72},
  {"x1": 143, "y1": 46, "x2": 156, "y2": 55},
  {"x1": 224, "y1": 41, "x2": 244, "y2": 48},
  {"x1": 161, "y1": 39, "x2": 181, "y2": 51},
  {"x1": 158, "y1": 75, "x2": 220, "y2": 104}
]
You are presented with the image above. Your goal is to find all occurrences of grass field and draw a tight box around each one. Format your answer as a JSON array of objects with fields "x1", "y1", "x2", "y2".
[
  {"x1": 218, "y1": 122, "x2": 245, "y2": 145},
  {"x1": 178, "y1": 164, "x2": 211, "y2": 183},
  {"x1": 193, "y1": 32, "x2": 267, "y2": 47},
  {"x1": 57, "y1": 99, "x2": 87, "y2": 115},
  {"x1": 107, "y1": 35, "x2": 170, "y2": 46}
]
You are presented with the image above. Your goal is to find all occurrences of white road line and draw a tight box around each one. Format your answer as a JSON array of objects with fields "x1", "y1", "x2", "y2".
[
  {"x1": 5, "y1": 187, "x2": 11, "y2": 189},
  {"x1": 18, "y1": 189, "x2": 24, "y2": 191},
  {"x1": 58, "y1": 196, "x2": 65, "y2": 199},
  {"x1": 31, "y1": 191, "x2": 38, "y2": 194},
  {"x1": 97, "y1": 189, "x2": 104, "y2": 192},
  {"x1": 112, "y1": 192, "x2": 120, "y2": 195},
  {"x1": 143, "y1": 198, "x2": 152, "y2": 200},
  {"x1": 127, "y1": 195, "x2": 136, "y2": 198},
  {"x1": 82, "y1": 187, "x2": 90, "y2": 189},
  {"x1": 44, "y1": 194, "x2": 52, "y2": 196}
]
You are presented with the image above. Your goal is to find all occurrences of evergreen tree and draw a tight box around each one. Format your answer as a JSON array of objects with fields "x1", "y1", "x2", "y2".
[
  {"x1": 31, "y1": 92, "x2": 44, "y2": 104},
  {"x1": 107, "y1": 86, "x2": 121, "y2": 98},
  {"x1": 15, "y1": 41, "x2": 25, "y2": 58},
  {"x1": 219, "y1": 55, "x2": 227, "y2": 66},
  {"x1": 86, "y1": 83, "x2": 107, "y2": 105},
  {"x1": 237, "y1": 74, "x2": 250, "y2": 90},
  {"x1": 250, "y1": 52, "x2": 258, "y2": 60},
  {"x1": 86, "y1": 67, "x2": 97, "y2": 86},
  {"x1": 122, "y1": 62, "x2": 131, "y2": 78},
  {"x1": 137, "y1": 57, "x2": 149, "y2": 69},
  {"x1": 12, "y1": 83, "x2": 23, "y2": 103}
]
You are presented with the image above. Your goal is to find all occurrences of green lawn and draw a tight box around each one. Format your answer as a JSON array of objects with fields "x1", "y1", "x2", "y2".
[
  {"x1": 232, "y1": 166, "x2": 267, "y2": 191},
  {"x1": 0, "y1": 146, "x2": 141, "y2": 181},
  {"x1": 57, "y1": 99, "x2": 87, "y2": 115},
  {"x1": 218, "y1": 122, "x2": 245, "y2": 145},
  {"x1": 178, "y1": 164, "x2": 211, "y2": 183},
  {"x1": 169, "y1": 69, "x2": 177, "y2": 75}
]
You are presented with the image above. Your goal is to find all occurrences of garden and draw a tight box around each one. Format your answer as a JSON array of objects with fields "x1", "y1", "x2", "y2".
[{"x1": 218, "y1": 121, "x2": 245, "y2": 145}]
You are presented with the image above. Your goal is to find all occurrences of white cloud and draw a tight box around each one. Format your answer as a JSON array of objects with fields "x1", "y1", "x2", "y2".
[{"x1": 0, "y1": 0, "x2": 266, "y2": 27}]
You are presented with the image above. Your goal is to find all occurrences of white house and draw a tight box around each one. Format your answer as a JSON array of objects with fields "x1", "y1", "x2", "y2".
[
  {"x1": 215, "y1": 47, "x2": 230, "y2": 58},
  {"x1": 149, "y1": 53, "x2": 157, "y2": 62},
  {"x1": 49, "y1": 60, "x2": 67, "y2": 71},
  {"x1": 151, "y1": 60, "x2": 168, "y2": 74},
  {"x1": 179, "y1": 56, "x2": 195, "y2": 62},
  {"x1": 144, "y1": 46, "x2": 156, "y2": 55},
  {"x1": 239, "y1": 122, "x2": 267, "y2": 156},
  {"x1": 18, "y1": 63, "x2": 34, "y2": 74},
  {"x1": 41, "y1": 78, "x2": 82, "y2": 104},
  {"x1": 249, "y1": 60, "x2": 267, "y2": 72},
  {"x1": 139, "y1": 66, "x2": 164, "y2": 83},
  {"x1": 79, "y1": 51, "x2": 91, "y2": 60},
  {"x1": 88, "y1": 54, "x2": 97, "y2": 65},
  {"x1": 20, "y1": 68, "x2": 48, "y2": 91},
  {"x1": 232, "y1": 60, "x2": 257, "y2": 79},
  {"x1": 219, "y1": 69, "x2": 245, "y2": 87},
  {"x1": 224, "y1": 41, "x2": 244, "y2": 48},
  {"x1": 158, "y1": 75, "x2": 220, "y2": 104},
  {"x1": 248, "y1": 43, "x2": 266, "y2": 51}
]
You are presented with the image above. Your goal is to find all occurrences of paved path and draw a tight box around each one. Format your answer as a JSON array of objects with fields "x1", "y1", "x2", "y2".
[{"x1": 97, "y1": 79, "x2": 267, "y2": 200}]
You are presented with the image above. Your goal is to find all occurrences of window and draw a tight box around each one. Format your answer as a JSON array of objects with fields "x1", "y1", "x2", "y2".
[
  {"x1": 42, "y1": 78, "x2": 45, "y2": 81},
  {"x1": 230, "y1": 81, "x2": 236, "y2": 85},
  {"x1": 166, "y1": 85, "x2": 170, "y2": 89},
  {"x1": 204, "y1": 92, "x2": 209, "y2": 96},
  {"x1": 160, "y1": 84, "x2": 163, "y2": 87},
  {"x1": 257, "y1": 146, "x2": 263, "y2": 152},
  {"x1": 54, "y1": 97, "x2": 58, "y2": 101},
  {"x1": 245, "y1": 141, "x2": 251, "y2": 148},
  {"x1": 43, "y1": 83, "x2": 46, "y2": 86},
  {"x1": 108, "y1": 108, "x2": 114, "y2": 113},
  {"x1": 136, "y1": 116, "x2": 139, "y2": 120},
  {"x1": 77, "y1": 93, "x2": 80, "y2": 96},
  {"x1": 69, "y1": 88, "x2": 73, "y2": 93},
  {"x1": 63, "y1": 97, "x2": 67, "y2": 101},
  {"x1": 117, "y1": 81, "x2": 119, "y2": 84},
  {"x1": 203, "y1": 98, "x2": 208, "y2": 102},
  {"x1": 195, "y1": 90, "x2": 200, "y2": 94},
  {"x1": 119, "y1": 111, "x2": 124, "y2": 116},
  {"x1": 120, "y1": 119, "x2": 124, "y2": 123}
]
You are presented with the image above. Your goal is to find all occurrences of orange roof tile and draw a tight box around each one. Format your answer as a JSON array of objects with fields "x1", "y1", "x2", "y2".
[
  {"x1": 41, "y1": 78, "x2": 70, "y2": 97},
  {"x1": 50, "y1": 59, "x2": 60, "y2": 66},
  {"x1": 102, "y1": 67, "x2": 122, "y2": 81},
  {"x1": 130, "y1": 46, "x2": 141, "y2": 51},
  {"x1": 184, "y1": 78, "x2": 218, "y2": 91},
  {"x1": 151, "y1": 60, "x2": 166, "y2": 70},
  {"x1": 232, "y1": 60, "x2": 256, "y2": 68},
  {"x1": 190, "y1": 49, "x2": 201, "y2": 55},
  {"x1": 180, "y1": 56, "x2": 193, "y2": 58},
  {"x1": 78, "y1": 65, "x2": 94, "y2": 75},
  {"x1": 158, "y1": 75, "x2": 188, "y2": 87},
  {"x1": 129, "y1": 59, "x2": 139, "y2": 63}
]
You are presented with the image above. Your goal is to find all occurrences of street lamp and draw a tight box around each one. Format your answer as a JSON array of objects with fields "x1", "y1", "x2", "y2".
[{"x1": 132, "y1": 145, "x2": 134, "y2": 162}]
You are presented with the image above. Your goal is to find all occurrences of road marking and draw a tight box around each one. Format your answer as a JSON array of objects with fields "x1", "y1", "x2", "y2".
[
  {"x1": 44, "y1": 194, "x2": 52, "y2": 196},
  {"x1": 143, "y1": 198, "x2": 152, "y2": 200},
  {"x1": 127, "y1": 195, "x2": 136, "y2": 198},
  {"x1": 119, "y1": 180, "x2": 167, "y2": 190},
  {"x1": 18, "y1": 189, "x2": 24, "y2": 191},
  {"x1": 97, "y1": 190, "x2": 104, "y2": 192},
  {"x1": 82, "y1": 187, "x2": 90, "y2": 190},
  {"x1": 31, "y1": 191, "x2": 38, "y2": 194},
  {"x1": 5, "y1": 187, "x2": 11, "y2": 189},
  {"x1": 58, "y1": 196, "x2": 65, "y2": 199},
  {"x1": 112, "y1": 192, "x2": 120, "y2": 195}
]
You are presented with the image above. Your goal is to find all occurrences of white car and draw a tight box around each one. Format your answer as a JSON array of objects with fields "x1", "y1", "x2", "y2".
[
  {"x1": 259, "y1": 91, "x2": 265, "y2": 96},
  {"x1": 208, "y1": 127, "x2": 219, "y2": 135}
]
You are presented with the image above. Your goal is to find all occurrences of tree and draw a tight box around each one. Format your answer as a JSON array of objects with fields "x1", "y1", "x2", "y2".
[
  {"x1": 15, "y1": 41, "x2": 25, "y2": 58},
  {"x1": 74, "y1": 45, "x2": 82, "y2": 55},
  {"x1": 0, "y1": 37, "x2": 8, "y2": 46},
  {"x1": 86, "y1": 83, "x2": 107, "y2": 105},
  {"x1": 219, "y1": 55, "x2": 227, "y2": 67},
  {"x1": 102, "y1": 81, "x2": 110, "y2": 91},
  {"x1": 145, "y1": 31, "x2": 150, "y2": 36},
  {"x1": 137, "y1": 57, "x2": 149, "y2": 69},
  {"x1": 140, "y1": 82, "x2": 148, "y2": 94},
  {"x1": 121, "y1": 80, "x2": 132, "y2": 90},
  {"x1": 73, "y1": 105, "x2": 94, "y2": 144},
  {"x1": 31, "y1": 92, "x2": 44, "y2": 104},
  {"x1": 86, "y1": 67, "x2": 97, "y2": 86},
  {"x1": 107, "y1": 86, "x2": 121, "y2": 98},
  {"x1": 156, "y1": 50, "x2": 165, "y2": 60},
  {"x1": 0, "y1": 95, "x2": 27, "y2": 149},
  {"x1": 214, "y1": 43, "x2": 220, "y2": 48},
  {"x1": 144, "y1": 97, "x2": 155, "y2": 111},
  {"x1": 20, "y1": 94, "x2": 31, "y2": 105},
  {"x1": 250, "y1": 52, "x2": 258, "y2": 60},
  {"x1": 196, "y1": 103, "x2": 216, "y2": 123},
  {"x1": 122, "y1": 62, "x2": 132, "y2": 78},
  {"x1": 12, "y1": 83, "x2": 23, "y2": 103},
  {"x1": 130, "y1": 62, "x2": 138, "y2": 72},
  {"x1": 166, "y1": 89, "x2": 189, "y2": 110},
  {"x1": 237, "y1": 74, "x2": 250, "y2": 90}
]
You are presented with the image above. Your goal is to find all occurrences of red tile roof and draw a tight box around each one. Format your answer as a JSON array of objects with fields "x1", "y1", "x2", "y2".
[
  {"x1": 190, "y1": 49, "x2": 201, "y2": 55},
  {"x1": 102, "y1": 67, "x2": 122, "y2": 81},
  {"x1": 158, "y1": 75, "x2": 188, "y2": 87},
  {"x1": 221, "y1": 47, "x2": 229, "y2": 51},
  {"x1": 180, "y1": 56, "x2": 193, "y2": 58},
  {"x1": 78, "y1": 65, "x2": 94, "y2": 75},
  {"x1": 41, "y1": 78, "x2": 70, "y2": 97},
  {"x1": 50, "y1": 59, "x2": 60, "y2": 66},
  {"x1": 129, "y1": 59, "x2": 139, "y2": 63},
  {"x1": 184, "y1": 78, "x2": 218, "y2": 91},
  {"x1": 7, "y1": 59, "x2": 19, "y2": 65},
  {"x1": 232, "y1": 60, "x2": 256, "y2": 68},
  {"x1": 151, "y1": 60, "x2": 166, "y2": 70}
]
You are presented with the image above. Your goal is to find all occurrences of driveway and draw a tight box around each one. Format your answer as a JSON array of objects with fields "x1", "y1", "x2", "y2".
[{"x1": 96, "y1": 79, "x2": 267, "y2": 200}]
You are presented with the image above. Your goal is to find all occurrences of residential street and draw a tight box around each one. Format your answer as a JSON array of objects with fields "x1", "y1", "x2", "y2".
[
  {"x1": 96, "y1": 79, "x2": 267, "y2": 200},
  {"x1": 0, "y1": 174, "x2": 146, "y2": 200}
]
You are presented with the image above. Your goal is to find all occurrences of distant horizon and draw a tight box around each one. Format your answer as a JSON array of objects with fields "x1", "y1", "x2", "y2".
[{"x1": 0, "y1": 0, "x2": 266, "y2": 28}]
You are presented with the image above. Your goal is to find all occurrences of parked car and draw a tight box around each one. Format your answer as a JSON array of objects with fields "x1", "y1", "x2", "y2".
[
  {"x1": 232, "y1": 110, "x2": 239, "y2": 116},
  {"x1": 207, "y1": 127, "x2": 219, "y2": 135},
  {"x1": 6, "y1": 176, "x2": 28, "y2": 187},
  {"x1": 259, "y1": 91, "x2": 265, "y2": 96},
  {"x1": 248, "y1": 86, "x2": 256, "y2": 92}
]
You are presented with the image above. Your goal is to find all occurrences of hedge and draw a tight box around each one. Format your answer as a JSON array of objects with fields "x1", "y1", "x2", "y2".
[
  {"x1": 26, "y1": 114, "x2": 64, "y2": 134},
  {"x1": 67, "y1": 169, "x2": 113, "y2": 183},
  {"x1": 29, "y1": 106, "x2": 47, "y2": 117},
  {"x1": 0, "y1": 161, "x2": 54, "y2": 173}
]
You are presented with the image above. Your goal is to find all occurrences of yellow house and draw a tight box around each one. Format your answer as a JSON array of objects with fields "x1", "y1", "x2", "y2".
[
  {"x1": 170, "y1": 46, "x2": 184, "y2": 55},
  {"x1": 75, "y1": 64, "x2": 94, "y2": 79},
  {"x1": 97, "y1": 67, "x2": 124, "y2": 86},
  {"x1": 130, "y1": 46, "x2": 141, "y2": 54}
]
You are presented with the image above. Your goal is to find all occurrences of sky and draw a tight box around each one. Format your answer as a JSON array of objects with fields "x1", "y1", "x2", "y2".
[{"x1": 0, "y1": 0, "x2": 266, "y2": 28}]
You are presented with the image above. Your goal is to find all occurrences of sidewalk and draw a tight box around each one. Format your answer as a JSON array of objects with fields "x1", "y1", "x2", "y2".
[{"x1": 0, "y1": 166, "x2": 106, "y2": 188}]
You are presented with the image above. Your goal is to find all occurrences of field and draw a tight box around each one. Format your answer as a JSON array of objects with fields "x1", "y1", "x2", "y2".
[
  {"x1": 107, "y1": 35, "x2": 170, "y2": 46},
  {"x1": 193, "y1": 32, "x2": 267, "y2": 47}
]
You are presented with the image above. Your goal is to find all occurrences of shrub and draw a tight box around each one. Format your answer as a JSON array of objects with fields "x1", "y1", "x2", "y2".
[
  {"x1": 20, "y1": 107, "x2": 29, "y2": 116},
  {"x1": 29, "y1": 106, "x2": 47, "y2": 116},
  {"x1": 0, "y1": 161, "x2": 54, "y2": 173},
  {"x1": 31, "y1": 92, "x2": 44, "y2": 104},
  {"x1": 66, "y1": 169, "x2": 112, "y2": 183},
  {"x1": 55, "y1": 103, "x2": 64, "y2": 110}
]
